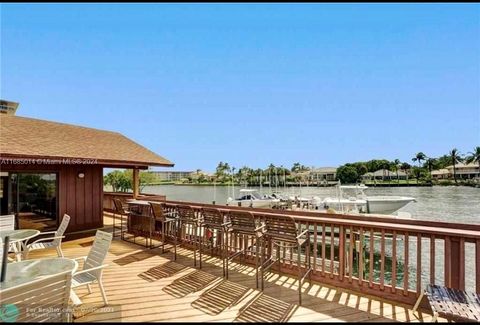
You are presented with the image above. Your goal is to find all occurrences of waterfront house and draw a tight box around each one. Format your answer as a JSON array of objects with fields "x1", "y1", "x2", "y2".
[
  {"x1": 430, "y1": 163, "x2": 480, "y2": 180},
  {"x1": 431, "y1": 168, "x2": 450, "y2": 180},
  {"x1": 362, "y1": 169, "x2": 407, "y2": 181},
  {"x1": 445, "y1": 162, "x2": 480, "y2": 179},
  {"x1": 0, "y1": 108, "x2": 173, "y2": 236},
  {"x1": 308, "y1": 167, "x2": 337, "y2": 181}
]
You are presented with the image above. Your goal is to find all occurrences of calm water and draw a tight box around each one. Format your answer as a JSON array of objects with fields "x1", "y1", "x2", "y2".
[
  {"x1": 144, "y1": 184, "x2": 480, "y2": 223},
  {"x1": 144, "y1": 184, "x2": 480, "y2": 289}
]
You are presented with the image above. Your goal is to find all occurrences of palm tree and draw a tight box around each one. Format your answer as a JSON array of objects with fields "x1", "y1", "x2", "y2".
[
  {"x1": 465, "y1": 146, "x2": 480, "y2": 171},
  {"x1": 400, "y1": 162, "x2": 411, "y2": 184},
  {"x1": 412, "y1": 152, "x2": 426, "y2": 168},
  {"x1": 393, "y1": 159, "x2": 401, "y2": 184},
  {"x1": 449, "y1": 148, "x2": 462, "y2": 183},
  {"x1": 425, "y1": 158, "x2": 436, "y2": 178},
  {"x1": 291, "y1": 162, "x2": 301, "y2": 173}
]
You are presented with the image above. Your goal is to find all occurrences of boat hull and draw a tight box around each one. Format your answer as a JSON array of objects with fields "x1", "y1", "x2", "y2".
[
  {"x1": 226, "y1": 199, "x2": 280, "y2": 208},
  {"x1": 365, "y1": 196, "x2": 415, "y2": 214}
]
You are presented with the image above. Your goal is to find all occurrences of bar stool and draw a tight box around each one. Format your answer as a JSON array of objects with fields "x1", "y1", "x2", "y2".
[
  {"x1": 225, "y1": 210, "x2": 265, "y2": 288},
  {"x1": 150, "y1": 202, "x2": 178, "y2": 260},
  {"x1": 113, "y1": 198, "x2": 130, "y2": 239},
  {"x1": 176, "y1": 205, "x2": 201, "y2": 267},
  {"x1": 260, "y1": 214, "x2": 312, "y2": 305},
  {"x1": 199, "y1": 207, "x2": 229, "y2": 274}
]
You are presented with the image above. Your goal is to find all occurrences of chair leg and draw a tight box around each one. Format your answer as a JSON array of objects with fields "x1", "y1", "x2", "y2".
[
  {"x1": 255, "y1": 236, "x2": 260, "y2": 289},
  {"x1": 260, "y1": 238, "x2": 265, "y2": 291},
  {"x1": 298, "y1": 243, "x2": 302, "y2": 305},
  {"x1": 412, "y1": 290, "x2": 424, "y2": 314},
  {"x1": 225, "y1": 232, "x2": 229, "y2": 280},
  {"x1": 221, "y1": 230, "x2": 226, "y2": 278},
  {"x1": 87, "y1": 284, "x2": 92, "y2": 294},
  {"x1": 98, "y1": 280, "x2": 109, "y2": 306},
  {"x1": 199, "y1": 226, "x2": 203, "y2": 269},
  {"x1": 56, "y1": 245, "x2": 64, "y2": 258},
  {"x1": 112, "y1": 213, "x2": 116, "y2": 237},
  {"x1": 193, "y1": 224, "x2": 197, "y2": 268},
  {"x1": 162, "y1": 221, "x2": 165, "y2": 254},
  {"x1": 174, "y1": 221, "x2": 177, "y2": 261}
]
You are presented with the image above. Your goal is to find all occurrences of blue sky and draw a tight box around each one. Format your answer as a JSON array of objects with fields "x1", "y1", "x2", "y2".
[{"x1": 1, "y1": 4, "x2": 479, "y2": 171}]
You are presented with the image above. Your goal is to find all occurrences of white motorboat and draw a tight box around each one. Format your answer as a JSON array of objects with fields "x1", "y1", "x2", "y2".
[
  {"x1": 226, "y1": 189, "x2": 281, "y2": 208},
  {"x1": 321, "y1": 184, "x2": 416, "y2": 215}
]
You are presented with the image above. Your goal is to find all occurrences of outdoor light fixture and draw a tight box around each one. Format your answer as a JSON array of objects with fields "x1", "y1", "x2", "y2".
[{"x1": 78, "y1": 172, "x2": 85, "y2": 179}]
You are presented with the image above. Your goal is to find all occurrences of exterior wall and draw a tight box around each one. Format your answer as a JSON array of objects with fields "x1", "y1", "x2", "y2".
[
  {"x1": 1, "y1": 163, "x2": 103, "y2": 234},
  {"x1": 149, "y1": 171, "x2": 193, "y2": 181}
]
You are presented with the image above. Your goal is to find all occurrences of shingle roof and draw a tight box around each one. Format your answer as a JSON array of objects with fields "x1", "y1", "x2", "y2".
[{"x1": 0, "y1": 115, "x2": 174, "y2": 167}]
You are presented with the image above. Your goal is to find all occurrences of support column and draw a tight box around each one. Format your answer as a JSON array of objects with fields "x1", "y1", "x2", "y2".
[{"x1": 133, "y1": 168, "x2": 140, "y2": 199}]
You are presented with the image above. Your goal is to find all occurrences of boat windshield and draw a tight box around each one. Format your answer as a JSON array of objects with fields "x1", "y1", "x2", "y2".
[{"x1": 238, "y1": 191, "x2": 263, "y2": 200}]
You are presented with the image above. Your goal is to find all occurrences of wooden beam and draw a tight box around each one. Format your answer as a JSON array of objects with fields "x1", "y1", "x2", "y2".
[{"x1": 133, "y1": 168, "x2": 140, "y2": 198}]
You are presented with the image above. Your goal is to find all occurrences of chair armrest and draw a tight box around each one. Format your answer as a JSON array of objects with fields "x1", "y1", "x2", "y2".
[
  {"x1": 222, "y1": 222, "x2": 232, "y2": 227},
  {"x1": 37, "y1": 231, "x2": 57, "y2": 236},
  {"x1": 28, "y1": 236, "x2": 65, "y2": 246},
  {"x1": 296, "y1": 229, "x2": 309, "y2": 240},
  {"x1": 255, "y1": 224, "x2": 266, "y2": 232},
  {"x1": 74, "y1": 264, "x2": 108, "y2": 276},
  {"x1": 73, "y1": 256, "x2": 88, "y2": 262}
]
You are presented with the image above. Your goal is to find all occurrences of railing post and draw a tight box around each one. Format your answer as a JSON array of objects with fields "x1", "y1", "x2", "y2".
[{"x1": 444, "y1": 236, "x2": 464, "y2": 290}]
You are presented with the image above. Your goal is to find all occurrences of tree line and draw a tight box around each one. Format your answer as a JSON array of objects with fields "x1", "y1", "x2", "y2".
[
  {"x1": 212, "y1": 161, "x2": 310, "y2": 185},
  {"x1": 103, "y1": 169, "x2": 156, "y2": 192},
  {"x1": 103, "y1": 146, "x2": 479, "y2": 189},
  {"x1": 336, "y1": 147, "x2": 480, "y2": 184}
]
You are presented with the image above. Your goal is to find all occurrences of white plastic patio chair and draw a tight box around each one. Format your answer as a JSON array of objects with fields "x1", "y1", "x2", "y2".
[
  {"x1": 71, "y1": 230, "x2": 113, "y2": 306},
  {"x1": 24, "y1": 214, "x2": 71, "y2": 259},
  {"x1": 0, "y1": 270, "x2": 73, "y2": 322},
  {"x1": 0, "y1": 214, "x2": 15, "y2": 231},
  {"x1": 0, "y1": 214, "x2": 20, "y2": 260}
]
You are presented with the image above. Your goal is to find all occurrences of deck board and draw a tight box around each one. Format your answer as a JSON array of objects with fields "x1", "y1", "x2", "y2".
[{"x1": 26, "y1": 217, "x2": 445, "y2": 322}]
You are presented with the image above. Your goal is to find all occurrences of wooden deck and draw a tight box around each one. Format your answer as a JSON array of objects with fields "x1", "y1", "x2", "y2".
[{"x1": 27, "y1": 216, "x2": 443, "y2": 322}]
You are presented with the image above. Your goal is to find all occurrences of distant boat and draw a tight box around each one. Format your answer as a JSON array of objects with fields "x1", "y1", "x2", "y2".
[
  {"x1": 321, "y1": 184, "x2": 416, "y2": 215},
  {"x1": 226, "y1": 189, "x2": 281, "y2": 208}
]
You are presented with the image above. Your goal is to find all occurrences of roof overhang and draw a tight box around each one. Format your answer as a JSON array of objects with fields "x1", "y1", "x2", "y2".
[{"x1": 0, "y1": 153, "x2": 175, "y2": 169}]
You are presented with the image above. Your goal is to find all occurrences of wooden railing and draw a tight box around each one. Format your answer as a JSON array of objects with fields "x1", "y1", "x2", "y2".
[
  {"x1": 103, "y1": 192, "x2": 166, "y2": 212},
  {"x1": 103, "y1": 194, "x2": 480, "y2": 306}
]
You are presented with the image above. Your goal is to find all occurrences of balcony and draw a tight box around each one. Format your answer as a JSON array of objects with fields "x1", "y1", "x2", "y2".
[{"x1": 26, "y1": 212, "x2": 450, "y2": 322}]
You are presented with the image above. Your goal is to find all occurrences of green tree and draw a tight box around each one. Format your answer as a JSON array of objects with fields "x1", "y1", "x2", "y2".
[
  {"x1": 449, "y1": 148, "x2": 462, "y2": 184},
  {"x1": 336, "y1": 165, "x2": 359, "y2": 184},
  {"x1": 466, "y1": 146, "x2": 480, "y2": 170},
  {"x1": 104, "y1": 170, "x2": 130, "y2": 192},
  {"x1": 412, "y1": 152, "x2": 426, "y2": 168},
  {"x1": 139, "y1": 171, "x2": 157, "y2": 191},
  {"x1": 424, "y1": 158, "x2": 436, "y2": 178},
  {"x1": 358, "y1": 164, "x2": 368, "y2": 176},
  {"x1": 393, "y1": 159, "x2": 401, "y2": 183},
  {"x1": 400, "y1": 162, "x2": 411, "y2": 183},
  {"x1": 291, "y1": 162, "x2": 301, "y2": 173}
]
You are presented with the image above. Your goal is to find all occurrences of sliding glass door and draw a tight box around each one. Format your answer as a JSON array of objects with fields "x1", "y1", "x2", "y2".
[{"x1": 7, "y1": 172, "x2": 58, "y2": 231}]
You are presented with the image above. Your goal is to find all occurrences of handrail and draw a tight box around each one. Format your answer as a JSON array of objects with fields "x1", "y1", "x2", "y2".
[{"x1": 162, "y1": 199, "x2": 480, "y2": 240}]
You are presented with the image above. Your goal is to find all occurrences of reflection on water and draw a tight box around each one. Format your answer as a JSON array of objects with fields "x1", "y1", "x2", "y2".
[{"x1": 144, "y1": 184, "x2": 480, "y2": 289}]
